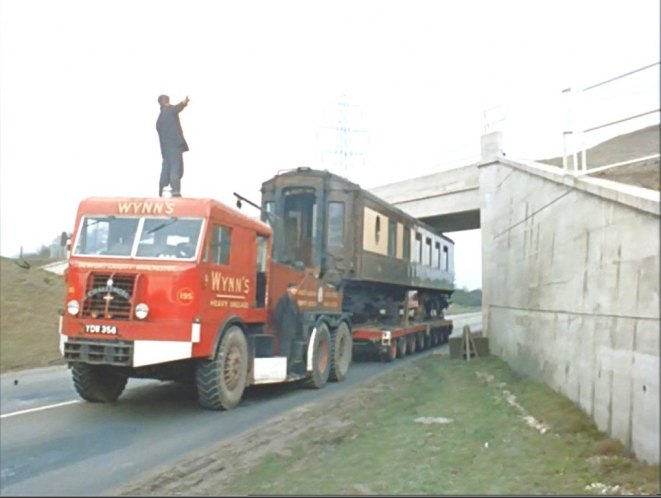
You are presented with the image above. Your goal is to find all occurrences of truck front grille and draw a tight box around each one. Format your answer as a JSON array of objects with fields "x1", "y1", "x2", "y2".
[{"x1": 81, "y1": 273, "x2": 137, "y2": 320}]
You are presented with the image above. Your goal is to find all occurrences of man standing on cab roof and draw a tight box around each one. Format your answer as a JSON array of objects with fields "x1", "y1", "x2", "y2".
[{"x1": 156, "y1": 94, "x2": 189, "y2": 197}]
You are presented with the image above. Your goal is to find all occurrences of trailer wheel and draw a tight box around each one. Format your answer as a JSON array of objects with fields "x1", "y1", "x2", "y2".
[
  {"x1": 196, "y1": 325, "x2": 248, "y2": 410},
  {"x1": 423, "y1": 331, "x2": 432, "y2": 350},
  {"x1": 305, "y1": 321, "x2": 331, "y2": 389},
  {"x1": 329, "y1": 321, "x2": 352, "y2": 382},
  {"x1": 415, "y1": 332, "x2": 425, "y2": 351},
  {"x1": 396, "y1": 337, "x2": 407, "y2": 358},
  {"x1": 71, "y1": 363, "x2": 128, "y2": 403},
  {"x1": 407, "y1": 334, "x2": 417, "y2": 354},
  {"x1": 383, "y1": 338, "x2": 398, "y2": 362}
]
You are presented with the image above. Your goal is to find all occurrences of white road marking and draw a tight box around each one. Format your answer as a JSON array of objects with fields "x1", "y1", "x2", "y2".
[{"x1": 0, "y1": 400, "x2": 81, "y2": 419}]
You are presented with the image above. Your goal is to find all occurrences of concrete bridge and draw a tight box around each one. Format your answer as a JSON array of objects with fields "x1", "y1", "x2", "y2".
[{"x1": 370, "y1": 127, "x2": 660, "y2": 464}]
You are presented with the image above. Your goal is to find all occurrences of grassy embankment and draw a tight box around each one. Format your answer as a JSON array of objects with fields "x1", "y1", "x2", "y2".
[
  {"x1": 121, "y1": 354, "x2": 659, "y2": 496},
  {"x1": 0, "y1": 256, "x2": 65, "y2": 373}
]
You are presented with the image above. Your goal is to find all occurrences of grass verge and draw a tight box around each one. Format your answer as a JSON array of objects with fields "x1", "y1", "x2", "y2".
[
  {"x1": 120, "y1": 353, "x2": 659, "y2": 496},
  {"x1": 225, "y1": 356, "x2": 659, "y2": 495}
]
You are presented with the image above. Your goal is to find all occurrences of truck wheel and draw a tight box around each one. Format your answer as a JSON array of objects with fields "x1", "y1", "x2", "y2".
[
  {"x1": 71, "y1": 363, "x2": 128, "y2": 403},
  {"x1": 196, "y1": 325, "x2": 248, "y2": 410},
  {"x1": 305, "y1": 321, "x2": 331, "y2": 389},
  {"x1": 329, "y1": 321, "x2": 352, "y2": 382},
  {"x1": 396, "y1": 337, "x2": 407, "y2": 358}
]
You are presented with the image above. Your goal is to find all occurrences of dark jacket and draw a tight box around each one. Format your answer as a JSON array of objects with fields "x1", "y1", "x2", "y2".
[{"x1": 156, "y1": 101, "x2": 189, "y2": 152}]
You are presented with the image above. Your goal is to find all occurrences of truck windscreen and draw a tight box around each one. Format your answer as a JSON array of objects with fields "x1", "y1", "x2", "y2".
[{"x1": 73, "y1": 215, "x2": 203, "y2": 260}]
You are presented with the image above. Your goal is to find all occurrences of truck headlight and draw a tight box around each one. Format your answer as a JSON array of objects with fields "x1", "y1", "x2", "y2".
[
  {"x1": 135, "y1": 303, "x2": 149, "y2": 320},
  {"x1": 67, "y1": 300, "x2": 80, "y2": 316}
]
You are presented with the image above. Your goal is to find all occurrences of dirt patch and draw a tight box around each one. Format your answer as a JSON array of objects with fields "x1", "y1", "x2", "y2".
[{"x1": 118, "y1": 381, "x2": 389, "y2": 496}]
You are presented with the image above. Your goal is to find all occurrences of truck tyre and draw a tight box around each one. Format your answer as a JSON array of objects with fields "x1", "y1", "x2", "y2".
[
  {"x1": 71, "y1": 363, "x2": 128, "y2": 403},
  {"x1": 396, "y1": 337, "x2": 407, "y2": 358},
  {"x1": 305, "y1": 321, "x2": 331, "y2": 389},
  {"x1": 196, "y1": 325, "x2": 248, "y2": 410},
  {"x1": 329, "y1": 321, "x2": 352, "y2": 382}
]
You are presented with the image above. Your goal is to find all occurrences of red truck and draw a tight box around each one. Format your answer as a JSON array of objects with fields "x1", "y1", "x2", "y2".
[{"x1": 60, "y1": 197, "x2": 352, "y2": 410}]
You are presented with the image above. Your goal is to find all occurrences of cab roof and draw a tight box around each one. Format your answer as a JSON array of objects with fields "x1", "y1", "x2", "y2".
[{"x1": 76, "y1": 197, "x2": 271, "y2": 235}]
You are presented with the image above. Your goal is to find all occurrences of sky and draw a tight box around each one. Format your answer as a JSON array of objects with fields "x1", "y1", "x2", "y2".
[{"x1": 1, "y1": 0, "x2": 659, "y2": 290}]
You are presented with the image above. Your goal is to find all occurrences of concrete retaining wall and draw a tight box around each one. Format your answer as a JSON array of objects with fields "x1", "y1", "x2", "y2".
[{"x1": 480, "y1": 159, "x2": 660, "y2": 463}]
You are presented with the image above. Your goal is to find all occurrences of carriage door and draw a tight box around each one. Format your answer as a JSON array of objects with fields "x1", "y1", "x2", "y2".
[
  {"x1": 324, "y1": 183, "x2": 353, "y2": 277},
  {"x1": 282, "y1": 187, "x2": 318, "y2": 269}
]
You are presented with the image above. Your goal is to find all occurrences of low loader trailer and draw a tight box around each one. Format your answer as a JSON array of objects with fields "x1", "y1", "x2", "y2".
[{"x1": 352, "y1": 318, "x2": 453, "y2": 362}]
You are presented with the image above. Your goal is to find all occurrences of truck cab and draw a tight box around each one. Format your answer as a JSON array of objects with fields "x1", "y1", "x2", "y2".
[{"x1": 60, "y1": 196, "x2": 351, "y2": 410}]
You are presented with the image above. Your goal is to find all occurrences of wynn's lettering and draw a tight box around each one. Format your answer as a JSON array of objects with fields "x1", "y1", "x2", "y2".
[
  {"x1": 210, "y1": 271, "x2": 250, "y2": 294},
  {"x1": 117, "y1": 201, "x2": 175, "y2": 215}
]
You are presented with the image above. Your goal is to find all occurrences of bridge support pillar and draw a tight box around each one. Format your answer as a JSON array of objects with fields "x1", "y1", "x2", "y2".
[{"x1": 481, "y1": 131, "x2": 504, "y2": 161}]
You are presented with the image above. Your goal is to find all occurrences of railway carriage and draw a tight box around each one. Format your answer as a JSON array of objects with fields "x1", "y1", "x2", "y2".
[{"x1": 260, "y1": 167, "x2": 455, "y2": 325}]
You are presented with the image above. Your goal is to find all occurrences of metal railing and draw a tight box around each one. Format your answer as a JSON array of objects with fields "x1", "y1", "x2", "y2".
[{"x1": 562, "y1": 62, "x2": 660, "y2": 175}]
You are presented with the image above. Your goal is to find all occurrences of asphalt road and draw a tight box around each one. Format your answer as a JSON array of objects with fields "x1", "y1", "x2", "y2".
[{"x1": 0, "y1": 339, "x2": 458, "y2": 496}]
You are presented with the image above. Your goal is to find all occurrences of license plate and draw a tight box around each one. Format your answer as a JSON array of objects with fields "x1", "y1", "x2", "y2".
[{"x1": 85, "y1": 324, "x2": 118, "y2": 335}]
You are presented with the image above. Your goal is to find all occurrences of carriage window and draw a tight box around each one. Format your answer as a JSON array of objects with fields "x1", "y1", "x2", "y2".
[
  {"x1": 327, "y1": 202, "x2": 344, "y2": 247},
  {"x1": 210, "y1": 225, "x2": 232, "y2": 265},
  {"x1": 388, "y1": 219, "x2": 396, "y2": 257},
  {"x1": 434, "y1": 241, "x2": 441, "y2": 269},
  {"x1": 403, "y1": 228, "x2": 410, "y2": 261},
  {"x1": 443, "y1": 245, "x2": 449, "y2": 271},
  {"x1": 282, "y1": 188, "x2": 317, "y2": 267},
  {"x1": 424, "y1": 237, "x2": 432, "y2": 266},
  {"x1": 413, "y1": 233, "x2": 422, "y2": 263}
]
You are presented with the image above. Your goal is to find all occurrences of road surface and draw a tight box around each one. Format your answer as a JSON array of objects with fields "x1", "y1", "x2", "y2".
[{"x1": 1, "y1": 343, "x2": 467, "y2": 495}]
